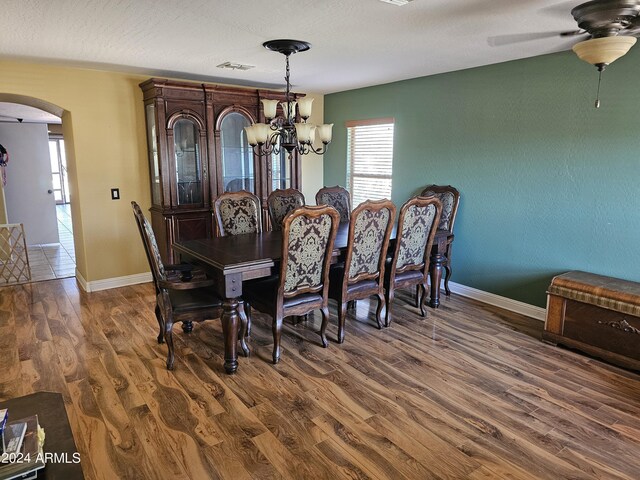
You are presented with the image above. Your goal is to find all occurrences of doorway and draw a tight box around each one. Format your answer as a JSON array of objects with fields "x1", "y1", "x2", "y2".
[
  {"x1": 0, "y1": 102, "x2": 75, "y2": 282},
  {"x1": 48, "y1": 136, "x2": 70, "y2": 205}
]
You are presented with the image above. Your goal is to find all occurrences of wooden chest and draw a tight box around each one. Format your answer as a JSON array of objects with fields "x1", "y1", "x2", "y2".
[{"x1": 544, "y1": 271, "x2": 640, "y2": 371}]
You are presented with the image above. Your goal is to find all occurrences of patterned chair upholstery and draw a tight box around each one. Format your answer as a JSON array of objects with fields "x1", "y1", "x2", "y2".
[
  {"x1": 328, "y1": 199, "x2": 396, "y2": 343},
  {"x1": 420, "y1": 185, "x2": 460, "y2": 296},
  {"x1": 384, "y1": 196, "x2": 442, "y2": 325},
  {"x1": 214, "y1": 190, "x2": 262, "y2": 236},
  {"x1": 315, "y1": 185, "x2": 351, "y2": 223},
  {"x1": 267, "y1": 188, "x2": 305, "y2": 231},
  {"x1": 242, "y1": 205, "x2": 340, "y2": 363},
  {"x1": 131, "y1": 201, "x2": 248, "y2": 370}
]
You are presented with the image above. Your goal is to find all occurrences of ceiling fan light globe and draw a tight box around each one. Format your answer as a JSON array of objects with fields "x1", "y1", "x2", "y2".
[{"x1": 572, "y1": 36, "x2": 637, "y2": 67}]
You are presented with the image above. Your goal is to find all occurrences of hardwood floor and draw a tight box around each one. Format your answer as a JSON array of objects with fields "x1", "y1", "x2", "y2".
[{"x1": 1, "y1": 278, "x2": 640, "y2": 479}]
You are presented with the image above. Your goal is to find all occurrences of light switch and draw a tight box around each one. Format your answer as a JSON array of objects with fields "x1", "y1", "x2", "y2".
[{"x1": 111, "y1": 188, "x2": 120, "y2": 200}]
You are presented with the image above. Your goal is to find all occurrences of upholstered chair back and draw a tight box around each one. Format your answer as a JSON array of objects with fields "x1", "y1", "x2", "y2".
[
  {"x1": 345, "y1": 199, "x2": 396, "y2": 283},
  {"x1": 132, "y1": 201, "x2": 166, "y2": 285},
  {"x1": 394, "y1": 196, "x2": 442, "y2": 273},
  {"x1": 420, "y1": 185, "x2": 460, "y2": 232},
  {"x1": 279, "y1": 205, "x2": 340, "y2": 297},
  {"x1": 214, "y1": 190, "x2": 262, "y2": 236},
  {"x1": 315, "y1": 185, "x2": 351, "y2": 223},
  {"x1": 267, "y1": 188, "x2": 305, "y2": 232}
]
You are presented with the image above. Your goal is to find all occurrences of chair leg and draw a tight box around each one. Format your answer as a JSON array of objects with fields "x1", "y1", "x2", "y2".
[
  {"x1": 375, "y1": 293, "x2": 385, "y2": 330},
  {"x1": 415, "y1": 285, "x2": 421, "y2": 308},
  {"x1": 158, "y1": 292, "x2": 175, "y2": 370},
  {"x1": 347, "y1": 300, "x2": 356, "y2": 311},
  {"x1": 444, "y1": 260, "x2": 452, "y2": 296},
  {"x1": 155, "y1": 304, "x2": 164, "y2": 344},
  {"x1": 320, "y1": 307, "x2": 330, "y2": 348},
  {"x1": 337, "y1": 302, "x2": 347, "y2": 344},
  {"x1": 245, "y1": 302, "x2": 252, "y2": 337},
  {"x1": 384, "y1": 287, "x2": 394, "y2": 327},
  {"x1": 419, "y1": 282, "x2": 428, "y2": 317},
  {"x1": 238, "y1": 302, "x2": 250, "y2": 358},
  {"x1": 272, "y1": 316, "x2": 284, "y2": 364},
  {"x1": 181, "y1": 321, "x2": 194, "y2": 333},
  {"x1": 164, "y1": 322, "x2": 176, "y2": 370}
]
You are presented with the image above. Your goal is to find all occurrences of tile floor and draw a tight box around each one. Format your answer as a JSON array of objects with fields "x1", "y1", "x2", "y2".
[{"x1": 27, "y1": 204, "x2": 76, "y2": 281}]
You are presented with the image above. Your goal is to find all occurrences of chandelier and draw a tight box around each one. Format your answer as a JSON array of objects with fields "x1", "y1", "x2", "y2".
[{"x1": 244, "y1": 39, "x2": 333, "y2": 157}]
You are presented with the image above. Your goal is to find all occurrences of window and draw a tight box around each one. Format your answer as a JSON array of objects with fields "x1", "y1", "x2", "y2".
[
  {"x1": 48, "y1": 136, "x2": 69, "y2": 204},
  {"x1": 346, "y1": 118, "x2": 394, "y2": 206}
]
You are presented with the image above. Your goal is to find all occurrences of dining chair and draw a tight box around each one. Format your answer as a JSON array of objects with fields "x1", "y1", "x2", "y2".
[
  {"x1": 328, "y1": 199, "x2": 396, "y2": 343},
  {"x1": 384, "y1": 196, "x2": 442, "y2": 326},
  {"x1": 420, "y1": 184, "x2": 460, "y2": 296},
  {"x1": 132, "y1": 201, "x2": 248, "y2": 370},
  {"x1": 214, "y1": 190, "x2": 262, "y2": 236},
  {"x1": 315, "y1": 185, "x2": 351, "y2": 223},
  {"x1": 242, "y1": 205, "x2": 340, "y2": 363},
  {"x1": 267, "y1": 188, "x2": 305, "y2": 231}
]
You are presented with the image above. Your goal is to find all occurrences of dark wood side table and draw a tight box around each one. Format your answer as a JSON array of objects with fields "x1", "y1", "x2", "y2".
[{"x1": 0, "y1": 392, "x2": 84, "y2": 479}]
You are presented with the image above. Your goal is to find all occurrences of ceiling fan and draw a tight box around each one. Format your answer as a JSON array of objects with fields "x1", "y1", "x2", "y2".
[{"x1": 490, "y1": 0, "x2": 640, "y2": 107}]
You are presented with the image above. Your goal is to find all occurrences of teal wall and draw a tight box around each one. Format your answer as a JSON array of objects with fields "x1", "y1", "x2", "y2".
[{"x1": 324, "y1": 49, "x2": 640, "y2": 307}]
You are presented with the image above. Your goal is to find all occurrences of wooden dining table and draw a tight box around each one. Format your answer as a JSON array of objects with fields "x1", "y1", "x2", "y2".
[{"x1": 174, "y1": 223, "x2": 453, "y2": 374}]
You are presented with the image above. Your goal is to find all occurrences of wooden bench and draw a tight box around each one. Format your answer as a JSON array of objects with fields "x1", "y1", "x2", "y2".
[{"x1": 544, "y1": 270, "x2": 640, "y2": 371}]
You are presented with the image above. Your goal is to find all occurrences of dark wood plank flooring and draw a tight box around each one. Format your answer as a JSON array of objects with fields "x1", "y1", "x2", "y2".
[{"x1": 1, "y1": 278, "x2": 639, "y2": 479}]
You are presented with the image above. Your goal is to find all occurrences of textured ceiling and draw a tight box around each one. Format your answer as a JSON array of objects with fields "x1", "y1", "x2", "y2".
[
  {"x1": 0, "y1": 0, "x2": 583, "y2": 94},
  {"x1": 0, "y1": 103, "x2": 60, "y2": 124}
]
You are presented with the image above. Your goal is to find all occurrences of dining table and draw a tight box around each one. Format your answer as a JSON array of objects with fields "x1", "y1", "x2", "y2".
[{"x1": 173, "y1": 223, "x2": 453, "y2": 374}]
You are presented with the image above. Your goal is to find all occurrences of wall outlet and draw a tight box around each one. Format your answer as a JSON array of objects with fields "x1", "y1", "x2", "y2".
[{"x1": 111, "y1": 188, "x2": 120, "y2": 200}]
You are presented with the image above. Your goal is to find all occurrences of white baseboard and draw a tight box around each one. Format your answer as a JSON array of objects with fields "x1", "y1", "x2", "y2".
[
  {"x1": 75, "y1": 270, "x2": 89, "y2": 291},
  {"x1": 72, "y1": 270, "x2": 544, "y2": 321},
  {"x1": 448, "y1": 281, "x2": 546, "y2": 322},
  {"x1": 75, "y1": 270, "x2": 152, "y2": 293}
]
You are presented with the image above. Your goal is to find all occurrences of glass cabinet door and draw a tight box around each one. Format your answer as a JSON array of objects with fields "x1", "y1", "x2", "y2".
[
  {"x1": 173, "y1": 118, "x2": 203, "y2": 205},
  {"x1": 145, "y1": 104, "x2": 161, "y2": 205},
  {"x1": 220, "y1": 112, "x2": 254, "y2": 193},
  {"x1": 271, "y1": 150, "x2": 292, "y2": 190}
]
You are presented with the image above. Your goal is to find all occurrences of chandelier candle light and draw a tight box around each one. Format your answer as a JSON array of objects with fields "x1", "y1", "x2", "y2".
[{"x1": 245, "y1": 40, "x2": 333, "y2": 157}]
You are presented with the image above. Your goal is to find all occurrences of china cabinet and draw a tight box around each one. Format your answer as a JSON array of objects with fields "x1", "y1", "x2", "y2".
[{"x1": 140, "y1": 78, "x2": 303, "y2": 262}]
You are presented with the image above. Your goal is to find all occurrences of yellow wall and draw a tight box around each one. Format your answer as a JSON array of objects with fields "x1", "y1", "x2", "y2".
[{"x1": 0, "y1": 59, "x2": 324, "y2": 283}]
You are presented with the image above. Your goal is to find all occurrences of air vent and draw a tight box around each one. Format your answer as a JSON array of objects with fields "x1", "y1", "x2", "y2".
[
  {"x1": 216, "y1": 62, "x2": 255, "y2": 71},
  {"x1": 378, "y1": 0, "x2": 414, "y2": 5}
]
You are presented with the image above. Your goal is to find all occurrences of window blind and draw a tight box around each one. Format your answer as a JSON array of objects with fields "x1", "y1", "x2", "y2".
[{"x1": 346, "y1": 120, "x2": 394, "y2": 206}]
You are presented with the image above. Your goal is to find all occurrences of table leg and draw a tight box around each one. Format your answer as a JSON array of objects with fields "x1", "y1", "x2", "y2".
[
  {"x1": 429, "y1": 252, "x2": 445, "y2": 309},
  {"x1": 221, "y1": 297, "x2": 240, "y2": 374}
]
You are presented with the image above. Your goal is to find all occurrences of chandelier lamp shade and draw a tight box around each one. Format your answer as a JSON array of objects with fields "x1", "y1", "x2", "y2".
[{"x1": 245, "y1": 39, "x2": 333, "y2": 157}]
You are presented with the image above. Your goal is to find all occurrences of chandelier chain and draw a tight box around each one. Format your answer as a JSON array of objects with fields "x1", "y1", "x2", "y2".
[
  {"x1": 285, "y1": 54, "x2": 291, "y2": 119},
  {"x1": 246, "y1": 39, "x2": 332, "y2": 157}
]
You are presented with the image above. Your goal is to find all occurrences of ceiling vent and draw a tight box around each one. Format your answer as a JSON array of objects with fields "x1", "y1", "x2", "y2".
[
  {"x1": 378, "y1": 0, "x2": 414, "y2": 5},
  {"x1": 216, "y1": 62, "x2": 255, "y2": 71}
]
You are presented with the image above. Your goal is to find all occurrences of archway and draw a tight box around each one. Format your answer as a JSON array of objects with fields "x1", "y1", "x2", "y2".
[{"x1": 0, "y1": 93, "x2": 81, "y2": 281}]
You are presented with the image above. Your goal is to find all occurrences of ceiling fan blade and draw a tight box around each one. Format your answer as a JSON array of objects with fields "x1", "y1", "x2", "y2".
[
  {"x1": 538, "y1": 0, "x2": 582, "y2": 18},
  {"x1": 488, "y1": 31, "x2": 579, "y2": 47},
  {"x1": 559, "y1": 29, "x2": 586, "y2": 37}
]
